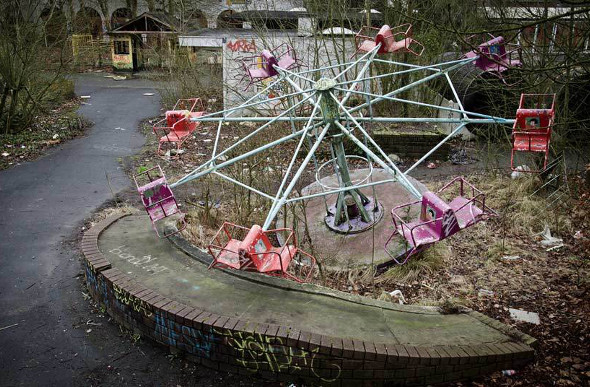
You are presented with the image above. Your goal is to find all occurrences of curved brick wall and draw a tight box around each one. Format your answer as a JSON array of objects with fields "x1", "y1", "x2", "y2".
[{"x1": 82, "y1": 214, "x2": 535, "y2": 386}]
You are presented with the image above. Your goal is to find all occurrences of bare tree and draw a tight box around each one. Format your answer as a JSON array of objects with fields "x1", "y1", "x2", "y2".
[{"x1": 0, "y1": 0, "x2": 70, "y2": 133}]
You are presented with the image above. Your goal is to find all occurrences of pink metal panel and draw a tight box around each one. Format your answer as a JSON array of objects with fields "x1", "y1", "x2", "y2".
[
  {"x1": 398, "y1": 221, "x2": 438, "y2": 248},
  {"x1": 449, "y1": 196, "x2": 483, "y2": 229},
  {"x1": 420, "y1": 191, "x2": 460, "y2": 239}
]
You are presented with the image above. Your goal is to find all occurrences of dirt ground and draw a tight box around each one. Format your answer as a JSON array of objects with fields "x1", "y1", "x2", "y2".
[{"x1": 119, "y1": 114, "x2": 589, "y2": 386}]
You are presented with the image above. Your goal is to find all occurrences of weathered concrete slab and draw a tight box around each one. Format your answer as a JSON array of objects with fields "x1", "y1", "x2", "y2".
[{"x1": 99, "y1": 214, "x2": 523, "y2": 347}]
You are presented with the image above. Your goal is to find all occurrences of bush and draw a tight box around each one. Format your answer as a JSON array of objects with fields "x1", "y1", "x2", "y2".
[{"x1": 44, "y1": 76, "x2": 76, "y2": 109}]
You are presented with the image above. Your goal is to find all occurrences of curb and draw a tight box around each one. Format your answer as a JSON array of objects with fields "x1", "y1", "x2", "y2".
[{"x1": 82, "y1": 214, "x2": 536, "y2": 386}]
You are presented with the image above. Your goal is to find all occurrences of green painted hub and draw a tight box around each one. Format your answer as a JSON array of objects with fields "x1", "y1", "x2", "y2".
[{"x1": 313, "y1": 77, "x2": 337, "y2": 91}]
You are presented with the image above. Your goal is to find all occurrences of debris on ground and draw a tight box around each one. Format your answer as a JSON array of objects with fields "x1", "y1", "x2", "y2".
[
  {"x1": 511, "y1": 165, "x2": 531, "y2": 178},
  {"x1": 546, "y1": 244, "x2": 564, "y2": 251},
  {"x1": 450, "y1": 148, "x2": 477, "y2": 165},
  {"x1": 389, "y1": 289, "x2": 406, "y2": 304},
  {"x1": 388, "y1": 153, "x2": 402, "y2": 163},
  {"x1": 538, "y1": 224, "x2": 564, "y2": 247},
  {"x1": 509, "y1": 308, "x2": 540, "y2": 324},
  {"x1": 478, "y1": 288, "x2": 495, "y2": 297},
  {"x1": 501, "y1": 255, "x2": 521, "y2": 262}
]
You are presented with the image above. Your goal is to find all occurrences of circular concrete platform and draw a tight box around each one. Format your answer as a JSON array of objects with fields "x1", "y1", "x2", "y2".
[
  {"x1": 82, "y1": 213, "x2": 536, "y2": 386},
  {"x1": 298, "y1": 169, "x2": 427, "y2": 270}
]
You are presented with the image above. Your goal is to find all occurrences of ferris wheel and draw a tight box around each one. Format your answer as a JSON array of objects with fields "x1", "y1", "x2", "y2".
[{"x1": 133, "y1": 24, "x2": 553, "y2": 281}]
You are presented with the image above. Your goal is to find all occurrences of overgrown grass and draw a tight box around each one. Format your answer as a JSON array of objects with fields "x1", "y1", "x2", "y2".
[
  {"x1": 377, "y1": 241, "x2": 448, "y2": 284},
  {"x1": 461, "y1": 173, "x2": 572, "y2": 236}
]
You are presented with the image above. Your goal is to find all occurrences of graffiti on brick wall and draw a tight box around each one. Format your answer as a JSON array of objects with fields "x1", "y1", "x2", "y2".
[
  {"x1": 214, "y1": 329, "x2": 341, "y2": 382},
  {"x1": 154, "y1": 311, "x2": 219, "y2": 358},
  {"x1": 85, "y1": 263, "x2": 110, "y2": 307},
  {"x1": 112, "y1": 283, "x2": 153, "y2": 317},
  {"x1": 226, "y1": 39, "x2": 257, "y2": 53},
  {"x1": 109, "y1": 245, "x2": 169, "y2": 275}
]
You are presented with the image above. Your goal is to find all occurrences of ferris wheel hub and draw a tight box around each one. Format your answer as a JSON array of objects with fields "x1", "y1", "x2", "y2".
[{"x1": 313, "y1": 78, "x2": 337, "y2": 91}]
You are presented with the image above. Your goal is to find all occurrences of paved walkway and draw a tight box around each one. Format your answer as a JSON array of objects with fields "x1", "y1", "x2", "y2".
[
  {"x1": 99, "y1": 214, "x2": 531, "y2": 348},
  {"x1": 0, "y1": 74, "x2": 159, "y2": 386}
]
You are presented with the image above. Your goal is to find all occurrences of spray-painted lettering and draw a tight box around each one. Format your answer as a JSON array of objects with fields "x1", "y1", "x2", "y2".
[
  {"x1": 109, "y1": 245, "x2": 169, "y2": 275},
  {"x1": 214, "y1": 328, "x2": 341, "y2": 382},
  {"x1": 226, "y1": 39, "x2": 257, "y2": 53}
]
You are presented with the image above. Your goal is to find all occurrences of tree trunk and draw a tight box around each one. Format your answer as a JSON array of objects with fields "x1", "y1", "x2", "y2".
[
  {"x1": 5, "y1": 88, "x2": 19, "y2": 134},
  {"x1": 0, "y1": 85, "x2": 9, "y2": 125},
  {"x1": 98, "y1": 1, "x2": 110, "y2": 31}
]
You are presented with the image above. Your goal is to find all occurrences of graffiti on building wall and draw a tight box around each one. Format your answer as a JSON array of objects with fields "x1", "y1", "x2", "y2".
[{"x1": 226, "y1": 39, "x2": 257, "y2": 53}]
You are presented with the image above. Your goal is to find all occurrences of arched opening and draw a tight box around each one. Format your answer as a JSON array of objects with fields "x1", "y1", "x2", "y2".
[
  {"x1": 40, "y1": 8, "x2": 67, "y2": 44},
  {"x1": 217, "y1": 10, "x2": 242, "y2": 29},
  {"x1": 184, "y1": 9, "x2": 207, "y2": 29},
  {"x1": 111, "y1": 8, "x2": 132, "y2": 29},
  {"x1": 74, "y1": 7, "x2": 103, "y2": 37}
]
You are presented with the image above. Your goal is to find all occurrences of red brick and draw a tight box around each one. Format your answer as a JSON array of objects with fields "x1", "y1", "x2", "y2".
[
  {"x1": 363, "y1": 341, "x2": 376, "y2": 361},
  {"x1": 211, "y1": 316, "x2": 230, "y2": 331},
  {"x1": 191, "y1": 312, "x2": 212, "y2": 330},
  {"x1": 222, "y1": 317, "x2": 240, "y2": 332},
  {"x1": 424, "y1": 347, "x2": 441, "y2": 365},
  {"x1": 374, "y1": 342, "x2": 388, "y2": 362},
  {"x1": 460, "y1": 345, "x2": 480, "y2": 364},
  {"x1": 342, "y1": 338, "x2": 354, "y2": 359},
  {"x1": 390, "y1": 345, "x2": 408, "y2": 364},
  {"x1": 342, "y1": 359, "x2": 364, "y2": 370},
  {"x1": 363, "y1": 360, "x2": 385, "y2": 370},
  {"x1": 318, "y1": 335, "x2": 332, "y2": 355},
  {"x1": 298, "y1": 331, "x2": 311, "y2": 351},
  {"x1": 353, "y1": 369, "x2": 373, "y2": 379},
  {"x1": 232, "y1": 319, "x2": 249, "y2": 333},
  {"x1": 308, "y1": 333, "x2": 321, "y2": 352},
  {"x1": 405, "y1": 346, "x2": 421, "y2": 365},
  {"x1": 330, "y1": 337, "x2": 344, "y2": 357},
  {"x1": 352, "y1": 340, "x2": 365, "y2": 360},
  {"x1": 153, "y1": 298, "x2": 173, "y2": 311},
  {"x1": 286, "y1": 328, "x2": 300, "y2": 347}
]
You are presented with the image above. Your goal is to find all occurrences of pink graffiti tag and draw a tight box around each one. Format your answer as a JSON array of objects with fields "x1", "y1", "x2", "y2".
[{"x1": 226, "y1": 39, "x2": 257, "y2": 53}]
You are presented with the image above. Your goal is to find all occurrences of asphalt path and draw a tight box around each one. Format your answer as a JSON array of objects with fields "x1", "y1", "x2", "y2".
[
  {"x1": 0, "y1": 74, "x2": 161, "y2": 385},
  {"x1": 0, "y1": 74, "x2": 258, "y2": 387}
]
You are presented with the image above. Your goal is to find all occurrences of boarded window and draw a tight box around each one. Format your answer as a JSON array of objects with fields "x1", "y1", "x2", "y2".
[{"x1": 114, "y1": 40, "x2": 130, "y2": 54}]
